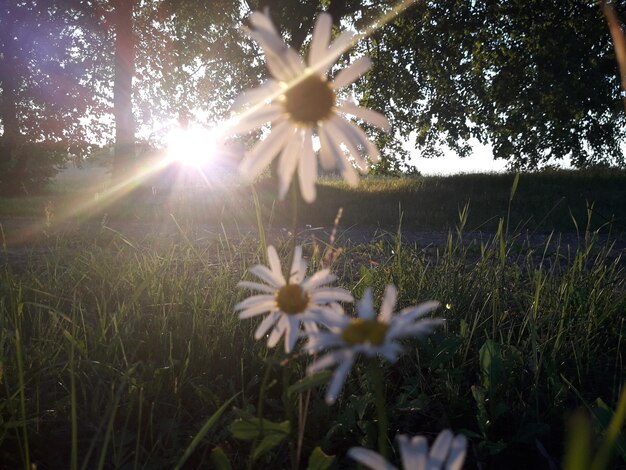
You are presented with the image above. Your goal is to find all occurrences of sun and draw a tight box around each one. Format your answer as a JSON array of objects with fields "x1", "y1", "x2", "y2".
[{"x1": 165, "y1": 126, "x2": 218, "y2": 167}]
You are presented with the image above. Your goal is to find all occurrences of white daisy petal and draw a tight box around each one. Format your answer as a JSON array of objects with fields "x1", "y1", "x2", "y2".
[
  {"x1": 397, "y1": 435, "x2": 428, "y2": 470},
  {"x1": 268, "y1": 315, "x2": 288, "y2": 348},
  {"x1": 249, "y1": 265, "x2": 284, "y2": 288},
  {"x1": 307, "y1": 350, "x2": 340, "y2": 374},
  {"x1": 235, "y1": 294, "x2": 275, "y2": 310},
  {"x1": 311, "y1": 306, "x2": 348, "y2": 328},
  {"x1": 284, "y1": 318, "x2": 300, "y2": 353},
  {"x1": 309, "y1": 13, "x2": 332, "y2": 72},
  {"x1": 308, "y1": 334, "x2": 345, "y2": 352},
  {"x1": 378, "y1": 342, "x2": 404, "y2": 362},
  {"x1": 267, "y1": 245, "x2": 284, "y2": 279},
  {"x1": 332, "y1": 56, "x2": 372, "y2": 89},
  {"x1": 318, "y1": 123, "x2": 337, "y2": 170},
  {"x1": 379, "y1": 284, "x2": 397, "y2": 323},
  {"x1": 347, "y1": 447, "x2": 396, "y2": 470},
  {"x1": 325, "y1": 30, "x2": 355, "y2": 70},
  {"x1": 328, "y1": 115, "x2": 369, "y2": 172},
  {"x1": 358, "y1": 288, "x2": 376, "y2": 320},
  {"x1": 427, "y1": 430, "x2": 453, "y2": 470},
  {"x1": 339, "y1": 100, "x2": 391, "y2": 132},
  {"x1": 390, "y1": 319, "x2": 444, "y2": 340},
  {"x1": 325, "y1": 355, "x2": 354, "y2": 404},
  {"x1": 283, "y1": 47, "x2": 306, "y2": 77},
  {"x1": 249, "y1": 11, "x2": 279, "y2": 36},
  {"x1": 445, "y1": 435, "x2": 467, "y2": 470},
  {"x1": 239, "y1": 120, "x2": 292, "y2": 181},
  {"x1": 265, "y1": 54, "x2": 295, "y2": 82},
  {"x1": 278, "y1": 128, "x2": 302, "y2": 199},
  {"x1": 254, "y1": 311, "x2": 281, "y2": 339},
  {"x1": 231, "y1": 104, "x2": 284, "y2": 135},
  {"x1": 237, "y1": 281, "x2": 276, "y2": 294},
  {"x1": 338, "y1": 117, "x2": 381, "y2": 163},
  {"x1": 231, "y1": 80, "x2": 280, "y2": 111},
  {"x1": 310, "y1": 288, "x2": 354, "y2": 303},
  {"x1": 244, "y1": 27, "x2": 286, "y2": 58},
  {"x1": 301, "y1": 269, "x2": 336, "y2": 290},
  {"x1": 289, "y1": 245, "x2": 305, "y2": 283},
  {"x1": 298, "y1": 129, "x2": 317, "y2": 203},
  {"x1": 303, "y1": 320, "x2": 319, "y2": 334},
  {"x1": 238, "y1": 301, "x2": 277, "y2": 319},
  {"x1": 334, "y1": 144, "x2": 360, "y2": 187},
  {"x1": 399, "y1": 301, "x2": 441, "y2": 321}
]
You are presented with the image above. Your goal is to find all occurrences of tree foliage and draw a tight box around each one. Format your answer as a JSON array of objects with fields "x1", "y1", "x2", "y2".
[
  {"x1": 243, "y1": 0, "x2": 626, "y2": 171},
  {"x1": 0, "y1": 0, "x2": 103, "y2": 194},
  {"x1": 1, "y1": 0, "x2": 625, "y2": 193}
]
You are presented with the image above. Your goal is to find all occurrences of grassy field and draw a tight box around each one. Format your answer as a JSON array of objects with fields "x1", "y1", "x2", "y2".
[
  {"x1": 1, "y1": 168, "x2": 625, "y2": 233},
  {"x1": 0, "y1": 170, "x2": 625, "y2": 468}
]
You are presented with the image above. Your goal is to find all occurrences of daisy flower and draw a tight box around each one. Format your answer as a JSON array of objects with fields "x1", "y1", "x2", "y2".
[
  {"x1": 235, "y1": 245, "x2": 353, "y2": 353},
  {"x1": 305, "y1": 285, "x2": 442, "y2": 404},
  {"x1": 231, "y1": 10, "x2": 390, "y2": 202},
  {"x1": 348, "y1": 430, "x2": 467, "y2": 470}
]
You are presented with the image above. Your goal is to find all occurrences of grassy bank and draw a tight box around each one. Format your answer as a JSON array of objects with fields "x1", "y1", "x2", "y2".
[
  {"x1": 0, "y1": 212, "x2": 624, "y2": 468},
  {"x1": 1, "y1": 169, "x2": 625, "y2": 233}
]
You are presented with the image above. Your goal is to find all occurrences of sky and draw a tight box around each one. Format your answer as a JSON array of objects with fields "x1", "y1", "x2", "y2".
[{"x1": 404, "y1": 133, "x2": 508, "y2": 176}]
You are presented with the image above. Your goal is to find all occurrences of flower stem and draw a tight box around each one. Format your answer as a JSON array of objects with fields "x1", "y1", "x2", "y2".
[
  {"x1": 282, "y1": 354, "x2": 297, "y2": 470},
  {"x1": 251, "y1": 185, "x2": 268, "y2": 265},
  {"x1": 368, "y1": 358, "x2": 390, "y2": 459},
  {"x1": 286, "y1": 178, "x2": 299, "y2": 281},
  {"x1": 246, "y1": 351, "x2": 276, "y2": 470}
]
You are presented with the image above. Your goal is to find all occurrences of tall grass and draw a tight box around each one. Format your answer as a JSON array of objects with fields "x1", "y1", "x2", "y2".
[{"x1": 0, "y1": 201, "x2": 624, "y2": 467}]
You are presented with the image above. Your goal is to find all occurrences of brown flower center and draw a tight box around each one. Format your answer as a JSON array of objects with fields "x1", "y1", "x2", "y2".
[
  {"x1": 283, "y1": 74, "x2": 335, "y2": 125},
  {"x1": 341, "y1": 318, "x2": 389, "y2": 346},
  {"x1": 276, "y1": 284, "x2": 311, "y2": 315}
]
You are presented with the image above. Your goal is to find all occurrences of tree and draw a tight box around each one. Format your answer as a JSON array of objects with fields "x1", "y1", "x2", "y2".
[
  {"x1": 235, "y1": 0, "x2": 626, "y2": 171},
  {"x1": 0, "y1": 0, "x2": 100, "y2": 195},
  {"x1": 111, "y1": 0, "x2": 137, "y2": 182},
  {"x1": 356, "y1": 0, "x2": 626, "y2": 169}
]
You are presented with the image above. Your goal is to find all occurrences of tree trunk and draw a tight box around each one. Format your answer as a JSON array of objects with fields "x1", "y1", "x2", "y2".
[
  {"x1": 0, "y1": 22, "x2": 24, "y2": 195},
  {"x1": 111, "y1": 0, "x2": 136, "y2": 184}
]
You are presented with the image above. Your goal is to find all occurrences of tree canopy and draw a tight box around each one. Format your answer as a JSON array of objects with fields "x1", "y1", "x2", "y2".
[
  {"x1": 0, "y1": 0, "x2": 103, "y2": 194},
  {"x1": 1, "y1": 0, "x2": 625, "y2": 194}
]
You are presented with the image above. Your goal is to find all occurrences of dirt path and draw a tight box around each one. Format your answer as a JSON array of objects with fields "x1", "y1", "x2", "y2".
[{"x1": 2, "y1": 216, "x2": 624, "y2": 265}]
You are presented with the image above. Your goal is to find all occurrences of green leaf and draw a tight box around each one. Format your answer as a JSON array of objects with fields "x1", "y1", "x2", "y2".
[
  {"x1": 173, "y1": 392, "x2": 240, "y2": 470},
  {"x1": 209, "y1": 447, "x2": 232, "y2": 470},
  {"x1": 430, "y1": 335, "x2": 463, "y2": 369},
  {"x1": 306, "y1": 447, "x2": 335, "y2": 470},
  {"x1": 479, "y1": 339, "x2": 504, "y2": 394},
  {"x1": 229, "y1": 417, "x2": 290, "y2": 441},
  {"x1": 591, "y1": 390, "x2": 626, "y2": 468},
  {"x1": 287, "y1": 371, "x2": 332, "y2": 398},
  {"x1": 563, "y1": 412, "x2": 592, "y2": 470},
  {"x1": 252, "y1": 432, "x2": 288, "y2": 461}
]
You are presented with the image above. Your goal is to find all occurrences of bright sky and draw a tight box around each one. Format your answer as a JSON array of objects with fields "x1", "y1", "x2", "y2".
[{"x1": 404, "y1": 132, "x2": 508, "y2": 176}]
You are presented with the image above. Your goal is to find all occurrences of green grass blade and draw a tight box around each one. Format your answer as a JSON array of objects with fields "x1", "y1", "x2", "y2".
[
  {"x1": 591, "y1": 384, "x2": 626, "y2": 470},
  {"x1": 173, "y1": 392, "x2": 240, "y2": 470}
]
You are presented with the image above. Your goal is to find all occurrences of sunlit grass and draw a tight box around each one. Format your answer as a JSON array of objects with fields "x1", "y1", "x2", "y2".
[{"x1": 0, "y1": 204, "x2": 624, "y2": 467}]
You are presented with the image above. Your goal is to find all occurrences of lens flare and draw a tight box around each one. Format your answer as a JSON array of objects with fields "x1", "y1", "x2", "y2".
[{"x1": 166, "y1": 126, "x2": 218, "y2": 167}]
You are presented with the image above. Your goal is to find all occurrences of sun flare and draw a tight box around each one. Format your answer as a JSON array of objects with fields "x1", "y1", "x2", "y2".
[{"x1": 165, "y1": 126, "x2": 218, "y2": 167}]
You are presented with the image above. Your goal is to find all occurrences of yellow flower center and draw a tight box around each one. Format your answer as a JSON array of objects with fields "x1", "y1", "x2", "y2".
[
  {"x1": 275, "y1": 284, "x2": 310, "y2": 315},
  {"x1": 283, "y1": 74, "x2": 335, "y2": 125},
  {"x1": 341, "y1": 318, "x2": 389, "y2": 346}
]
